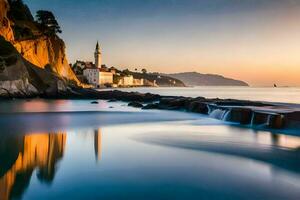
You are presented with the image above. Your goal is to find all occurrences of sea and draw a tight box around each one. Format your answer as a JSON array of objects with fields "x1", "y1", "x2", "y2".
[
  {"x1": 0, "y1": 87, "x2": 300, "y2": 200},
  {"x1": 107, "y1": 86, "x2": 300, "y2": 104}
]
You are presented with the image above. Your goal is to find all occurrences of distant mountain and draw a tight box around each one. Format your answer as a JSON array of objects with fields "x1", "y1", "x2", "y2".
[{"x1": 166, "y1": 72, "x2": 249, "y2": 86}]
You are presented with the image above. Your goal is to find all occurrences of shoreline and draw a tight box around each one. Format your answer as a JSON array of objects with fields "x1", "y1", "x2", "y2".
[{"x1": 1, "y1": 88, "x2": 300, "y2": 131}]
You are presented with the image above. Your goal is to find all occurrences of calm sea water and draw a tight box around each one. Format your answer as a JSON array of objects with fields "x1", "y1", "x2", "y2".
[
  {"x1": 0, "y1": 99, "x2": 300, "y2": 200},
  {"x1": 108, "y1": 87, "x2": 300, "y2": 104}
]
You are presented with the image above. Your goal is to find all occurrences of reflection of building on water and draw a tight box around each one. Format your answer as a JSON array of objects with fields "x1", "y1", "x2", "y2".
[
  {"x1": 0, "y1": 133, "x2": 66, "y2": 200},
  {"x1": 94, "y1": 129, "x2": 102, "y2": 162}
]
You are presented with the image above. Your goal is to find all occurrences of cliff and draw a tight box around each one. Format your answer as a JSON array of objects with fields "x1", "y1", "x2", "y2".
[
  {"x1": 13, "y1": 36, "x2": 78, "y2": 82},
  {"x1": 167, "y1": 72, "x2": 249, "y2": 86},
  {"x1": 0, "y1": 0, "x2": 14, "y2": 42},
  {"x1": 0, "y1": 0, "x2": 80, "y2": 97}
]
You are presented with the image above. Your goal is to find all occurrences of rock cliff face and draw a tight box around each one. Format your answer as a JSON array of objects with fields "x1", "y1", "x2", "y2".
[
  {"x1": 0, "y1": 0, "x2": 14, "y2": 42},
  {"x1": 14, "y1": 36, "x2": 79, "y2": 82},
  {"x1": 0, "y1": 0, "x2": 80, "y2": 97},
  {"x1": 0, "y1": 36, "x2": 69, "y2": 97}
]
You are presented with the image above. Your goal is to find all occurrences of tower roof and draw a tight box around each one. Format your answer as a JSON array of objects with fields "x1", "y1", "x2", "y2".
[{"x1": 95, "y1": 41, "x2": 100, "y2": 51}]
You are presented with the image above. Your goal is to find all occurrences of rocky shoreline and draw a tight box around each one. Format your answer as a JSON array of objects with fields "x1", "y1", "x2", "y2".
[{"x1": 1, "y1": 88, "x2": 300, "y2": 130}]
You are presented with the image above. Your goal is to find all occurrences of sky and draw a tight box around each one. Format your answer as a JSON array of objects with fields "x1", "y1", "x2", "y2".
[{"x1": 24, "y1": 0, "x2": 300, "y2": 86}]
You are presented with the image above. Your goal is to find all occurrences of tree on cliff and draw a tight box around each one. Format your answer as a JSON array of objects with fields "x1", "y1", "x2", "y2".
[
  {"x1": 8, "y1": 0, "x2": 34, "y2": 22},
  {"x1": 36, "y1": 10, "x2": 62, "y2": 36}
]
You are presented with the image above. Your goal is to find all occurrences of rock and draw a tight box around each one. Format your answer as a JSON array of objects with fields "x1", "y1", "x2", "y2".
[
  {"x1": 159, "y1": 97, "x2": 187, "y2": 110},
  {"x1": 91, "y1": 101, "x2": 98, "y2": 104},
  {"x1": 283, "y1": 111, "x2": 300, "y2": 128},
  {"x1": 0, "y1": 0, "x2": 14, "y2": 42},
  {"x1": 108, "y1": 99, "x2": 117, "y2": 102},
  {"x1": 251, "y1": 112, "x2": 269, "y2": 126},
  {"x1": 14, "y1": 36, "x2": 80, "y2": 85},
  {"x1": 268, "y1": 114, "x2": 285, "y2": 129},
  {"x1": 142, "y1": 103, "x2": 159, "y2": 110},
  {"x1": 227, "y1": 108, "x2": 253, "y2": 124},
  {"x1": 188, "y1": 101, "x2": 209, "y2": 114},
  {"x1": 128, "y1": 101, "x2": 143, "y2": 108},
  {"x1": 214, "y1": 99, "x2": 269, "y2": 107}
]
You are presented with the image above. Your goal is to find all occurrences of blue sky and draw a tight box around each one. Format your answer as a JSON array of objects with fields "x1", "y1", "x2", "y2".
[{"x1": 24, "y1": 0, "x2": 300, "y2": 86}]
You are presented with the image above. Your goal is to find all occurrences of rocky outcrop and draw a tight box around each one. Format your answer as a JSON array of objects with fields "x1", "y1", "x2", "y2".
[
  {"x1": 0, "y1": 0, "x2": 14, "y2": 42},
  {"x1": 13, "y1": 36, "x2": 80, "y2": 84},
  {"x1": 0, "y1": 0, "x2": 80, "y2": 90},
  {"x1": 0, "y1": 36, "x2": 71, "y2": 97}
]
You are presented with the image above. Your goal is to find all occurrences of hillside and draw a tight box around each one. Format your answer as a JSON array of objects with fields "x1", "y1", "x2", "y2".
[
  {"x1": 128, "y1": 71, "x2": 185, "y2": 87},
  {"x1": 167, "y1": 72, "x2": 249, "y2": 86}
]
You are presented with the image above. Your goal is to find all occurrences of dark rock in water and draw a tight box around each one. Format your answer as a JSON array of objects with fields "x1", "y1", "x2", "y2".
[
  {"x1": 128, "y1": 101, "x2": 143, "y2": 108},
  {"x1": 227, "y1": 108, "x2": 253, "y2": 124},
  {"x1": 214, "y1": 99, "x2": 269, "y2": 107},
  {"x1": 108, "y1": 99, "x2": 117, "y2": 102},
  {"x1": 285, "y1": 111, "x2": 300, "y2": 128},
  {"x1": 91, "y1": 101, "x2": 99, "y2": 104},
  {"x1": 142, "y1": 103, "x2": 159, "y2": 110},
  {"x1": 268, "y1": 114, "x2": 285, "y2": 129},
  {"x1": 251, "y1": 112, "x2": 269, "y2": 126},
  {"x1": 187, "y1": 101, "x2": 209, "y2": 114},
  {"x1": 159, "y1": 97, "x2": 188, "y2": 110}
]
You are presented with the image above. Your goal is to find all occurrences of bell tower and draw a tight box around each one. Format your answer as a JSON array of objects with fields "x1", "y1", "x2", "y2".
[{"x1": 94, "y1": 41, "x2": 101, "y2": 68}]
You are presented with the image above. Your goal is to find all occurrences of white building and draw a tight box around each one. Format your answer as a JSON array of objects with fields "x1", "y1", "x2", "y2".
[
  {"x1": 83, "y1": 42, "x2": 113, "y2": 87},
  {"x1": 118, "y1": 75, "x2": 133, "y2": 86}
]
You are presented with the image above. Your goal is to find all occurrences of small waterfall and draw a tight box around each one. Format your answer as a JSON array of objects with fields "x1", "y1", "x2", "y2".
[
  {"x1": 250, "y1": 113, "x2": 255, "y2": 126},
  {"x1": 208, "y1": 108, "x2": 229, "y2": 120}
]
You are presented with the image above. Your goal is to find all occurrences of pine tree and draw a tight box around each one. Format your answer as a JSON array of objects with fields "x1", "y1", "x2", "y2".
[{"x1": 36, "y1": 10, "x2": 62, "y2": 36}]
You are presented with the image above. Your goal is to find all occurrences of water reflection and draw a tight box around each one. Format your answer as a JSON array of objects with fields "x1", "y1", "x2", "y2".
[
  {"x1": 0, "y1": 133, "x2": 65, "y2": 200},
  {"x1": 0, "y1": 130, "x2": 104, "y2": 200},
  {"x1": 1, "y1": 124, "x2": 300, "y2": 200},
  {"x1": 94, "y1": 129, "x2": 102, "y2": 162}
]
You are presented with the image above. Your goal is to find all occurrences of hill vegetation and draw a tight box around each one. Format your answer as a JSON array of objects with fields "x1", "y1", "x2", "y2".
[{"x1": 167, "y1": 72, "x2": 248, "y2": 86}]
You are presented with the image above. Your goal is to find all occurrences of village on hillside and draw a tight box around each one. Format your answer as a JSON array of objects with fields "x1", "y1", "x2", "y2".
[
  {"x1": 71, "y1": 42, "x2": 184, "y2": 88},
  {"x1": 71, "y1": 42, "x2": 155, "y2": 88}
]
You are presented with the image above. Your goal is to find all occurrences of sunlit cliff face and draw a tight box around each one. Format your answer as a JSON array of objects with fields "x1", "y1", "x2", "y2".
[{"x1": 0, "y1": 133, "x2": 66, "y2": 200}]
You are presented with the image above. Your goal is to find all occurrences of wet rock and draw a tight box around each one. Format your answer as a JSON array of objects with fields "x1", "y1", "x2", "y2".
[
  {"x1": 159, "y1": 97, "x2": 187, "y2": 110},
  {"x1": 268, "y1": 114, "x2": 285, "y2": 129},
  {"x1": 128, "y1": 101, "x2": 143, "y2": 108},
  {"x1": 108, "y1": 98, "x2": 117, "y2": 102},
  {"x1": 283, "y1": 111, "x2": 300, "y2": 128},
  {"x1": 188, "y1": 101, "x2": 209, "y2": 114},
  {"x1": 227, "y1": 108, "x2": 252, "y2": 124},
  {"x1": 142, "y1": 103, "x2": 159, "y2": 110},
  {"x1": 251, "y1": 112, "x2": 269, "y2": 126}
]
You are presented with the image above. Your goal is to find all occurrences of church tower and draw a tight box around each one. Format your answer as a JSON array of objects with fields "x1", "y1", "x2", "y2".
[{"x1": 94, "y1": 41, "x2": 101, "y2": 68}]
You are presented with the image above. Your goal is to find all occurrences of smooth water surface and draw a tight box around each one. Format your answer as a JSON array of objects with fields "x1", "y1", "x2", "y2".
[
  {"x1": 107, "y1": 87, "x2": 300, "y2": 104},
  {"x1": 0, "y1": 100, "x2": 300, "y2": 200}
]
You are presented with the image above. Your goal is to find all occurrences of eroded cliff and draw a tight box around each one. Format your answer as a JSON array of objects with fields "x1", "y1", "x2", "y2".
[
  {"x1": 0, "y1": 0, "x2": 14, "y2": 42},
  {"x1": 0, "y1": 0, "x2": 80, "y2": 97},
  {"x1": 14, "y1": 36, "x2": 79, "y2": 82}
]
